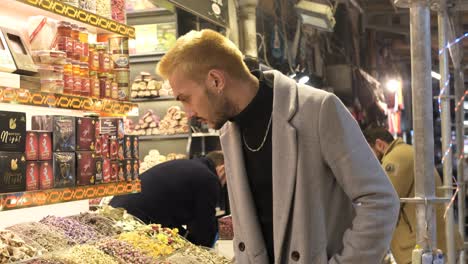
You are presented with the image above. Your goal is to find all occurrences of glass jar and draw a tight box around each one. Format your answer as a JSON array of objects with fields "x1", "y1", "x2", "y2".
[
  {"x1": 110, "y1": 74, "x2": 118, "y2": 100},
  {"x1": 71, "y1": 24, "x2": 82, "y2": 61},
  {"x1": 99, "y1": 73, "x2": 110, "y2": 98},
  {"x1": 111, "y1": 0, "x2": 126, "y2": 24},
  {"x1": 80, "y1": 63, "x2": 90, "y2": 96},
  {"x1": 97, "y1": 43, "x2": 111, "y2": 73},
  {"x1": 90, "y1": 71, "x2": 100, "y2": 98},
  {"x1": 96, "y1": 0, "x2": 112, "y2": 19},
  {"x1": 79, "y1": 27, "x2": 89, "y2": 63},
  {"x1": 88, "y1": 44, "x2": 99, "y2": 71},
  {"x1": 63, "y1": 59, "x2": 73, "y2": 94},
  {"x1": 114, "y1": 68, "x2": 129, "y2": 101},
  {"x1": 72, "y1": 60, "x2": 81, "y2": 95},
  {"x1": 56, "y1": 21, "x2": 73, "y2": 58}
]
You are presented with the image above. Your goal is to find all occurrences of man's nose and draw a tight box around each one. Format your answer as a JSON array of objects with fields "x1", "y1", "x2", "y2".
[{"x1": 184, "y1": 107, "x2": 196, "y2": 118}]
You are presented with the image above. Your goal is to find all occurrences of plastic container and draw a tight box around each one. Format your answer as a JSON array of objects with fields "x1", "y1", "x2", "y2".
[
  {"x1": 56, "y1": 21, "x2": 73, "y2": 58},
  {"x1": 79, "y1": 27, "x2": 89, "y2": 63},
  {"x1": 88, "y1": 44, "x2": 99, "y2": 71},
  {"x1": 32, "y1": 50, "x2": 66, "y2": 65},
  {"x1": 41, "y1": 80, "x2": 64, "y2": 93},
  {"x1": 37, "y1": 65, "x2": 64, "y2": 80}
]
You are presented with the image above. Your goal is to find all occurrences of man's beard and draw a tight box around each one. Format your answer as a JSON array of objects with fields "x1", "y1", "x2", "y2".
[{"x1": 205, "y1": 88, "x2": 237, "y2": 130}]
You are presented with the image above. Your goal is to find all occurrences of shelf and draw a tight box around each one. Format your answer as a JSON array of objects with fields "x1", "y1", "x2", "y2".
[
  {"x1": 131, "y1": 96, "x2": 176, "y2": 102},
  {"x1": 192, "y1": 132, "x2": 219, "y2": 137},
  {"x1": 4, "y1": 0, "x2": 135, "y2": 38},
  {"x1": 0, "y1": 87, "x2": 139, "y2": 117},
  {"x1": 0, "y1": 181, "x2": 141, "y2": 212},
  {"x1": 129, "y1": 52, "x2": 165, "y2": 63},
  {"x1": 139, "y1": 134, "x2": 189, "y2": 141}
]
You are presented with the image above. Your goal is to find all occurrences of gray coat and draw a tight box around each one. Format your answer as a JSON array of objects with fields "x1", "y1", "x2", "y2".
[{"x1": 219, "y1": 70, "x2": 399, "y2": 264}]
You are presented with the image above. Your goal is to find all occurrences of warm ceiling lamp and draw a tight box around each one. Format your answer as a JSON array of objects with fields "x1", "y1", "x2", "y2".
[{"x1": 295, "y1": 1, "x2": 336, "y2": 32}]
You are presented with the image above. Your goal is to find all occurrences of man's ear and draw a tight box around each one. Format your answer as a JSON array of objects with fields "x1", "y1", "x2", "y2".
[{"x1": 207, "y1": 69, "x2": 225, "y2": 93}]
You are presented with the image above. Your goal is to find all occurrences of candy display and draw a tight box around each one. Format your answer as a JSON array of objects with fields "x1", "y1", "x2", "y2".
[
  {"x1": 40, "y1": 216, "x2": 103, "y2": 244},
  {"x1": 0, "y1": 229, "x2": 38, "y2": 263},
  {"x1": 6, "y1": 222, "x2": 72, "y2": 252},
  {"x1": 139, "y1": 149, "x2": 186, "y2": 173},
  {"x1": 131, "y1": 109, "x2": 160, "y2": 136},
  {"x1": 96, "y1": 238, "x2": 154, "y2": 264}
]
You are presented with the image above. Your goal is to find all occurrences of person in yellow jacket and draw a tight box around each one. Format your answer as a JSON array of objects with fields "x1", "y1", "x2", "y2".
[{"x1": 363, "y1": 127, "x2": 463, "y2": 264}]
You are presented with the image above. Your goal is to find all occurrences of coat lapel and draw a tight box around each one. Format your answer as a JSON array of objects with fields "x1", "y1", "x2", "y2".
[
  {"x1": 265, "y1": 71, "x2": 298, "y2": 263},
  {"x1": 220, "y1": 122, "x2": 268, "y2": 260}
]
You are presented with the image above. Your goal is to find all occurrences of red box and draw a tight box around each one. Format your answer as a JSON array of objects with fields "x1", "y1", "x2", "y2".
[
  {"x1": 76, "y1": 151, "x2": 96, "y2": 186},
  {"x1": 109, "y1": 137, "x2": 118, "y2": 160},
  {"x1": 123, "y1": 159, "x2": 132, "y2": 182},
  {"x1": 101, "y1": 134, "x2": 109, "y2": 158},
  {"x1": 117, "y1": 139, "x2": 124, "y2": 160},
  {"x1": 132, "y1": 136, "x2": 139, "y2": 159},
  {"x1": 76, "y1": 117, "x2": 97, "y2": 151},
  {"x1": 98, "y1": 118, "x2": 124, "y2": 139},
  {"x1": 25, "y1": 131, "x2": 39, "y2": 160},
  {"x1": 38, "y1": 132, "x2": 52, "y2": 160},
  {"x1": 26, "y1": 161, "x2": 39, "y2": 191},
  {"x1": 95, "y1": 136, "x2": 102, "y2": 157},
  {"x1": 95, "y1": 158, "x2": 103, "y2": 184},
  {"x1": 132, "y1": 159, "x2": 140, "y2": 181},
  {"x1": 39, "y1": 161, "x2": 53, "y2": 190},
  {"x1": 102, "y1": 158, "x2": 111, "y2": 183},
  {"x1": 110, "y1": 161, "x2": 119, "y2": 182},
  {"x1": 123, "y1": 136, "x2": 132, "y2": 159},
  {"x1": 117, "y1": 161, "x2": 125, "y2": 181}
]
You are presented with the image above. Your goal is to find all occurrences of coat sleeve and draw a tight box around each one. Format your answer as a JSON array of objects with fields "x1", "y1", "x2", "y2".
[{"x1": 317, "y1": 93, "x2": 400, "y2": 264}]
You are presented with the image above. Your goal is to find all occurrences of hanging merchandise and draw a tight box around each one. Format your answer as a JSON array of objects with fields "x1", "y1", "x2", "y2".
[{"x1": 271, "y1": 24, "x2": 283, "y2": 59}]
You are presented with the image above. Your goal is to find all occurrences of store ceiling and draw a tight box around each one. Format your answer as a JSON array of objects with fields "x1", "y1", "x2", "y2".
[{"x1": 362, "y1": 0, "x2": 468, "y2": 71}]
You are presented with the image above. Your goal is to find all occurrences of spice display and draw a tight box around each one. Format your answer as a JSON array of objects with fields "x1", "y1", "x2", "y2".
[
  {"x1": 0, "y1": 229, "x2": 38, "y2": 263},
  {"x1": 69, "y1": 212, "x2": 121, "y2": 236},
  {"x1": 24, "y1": 258, "x2": 64, "y2": 264},
  {"x1": 6, "y1": 222, "x2": 73, "y2": 252},
  {"x1": 96, "y1": 0, "x2": 112, "y2": 19},
  {"x1": 40, "y1": 216, "x2": 103, "y2": 244},
  {"x1": 51, "y1": 245, "x2": 118, "y2": 264},
  {"x1": 118, "y1": 232, "x2": 174, "y2": 258},
  {"x1": 137, "y1": 224, "x2": 187, "y2": 250},
  {"x1": 111, "y1": 0, "x2": 126, "y2": 24},
  {"x1": 161, "y1": 244, "x2": 232, "y2": 264},
  {"x1": 96, "y1": 238, "x2": 154, "y2": 264}
]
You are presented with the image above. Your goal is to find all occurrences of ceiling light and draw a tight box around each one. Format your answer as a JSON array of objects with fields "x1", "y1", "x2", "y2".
[
  {"x1": 386, "y1": 79, "x2": 401, "y2": 93},
  {"x1": 295, "y1": 1, "x2": 336, "y2": 32},
  {"x1": 431, "y1": 71, "x2": 441, "y2": 80},
  {"x1": 298, "y1": 76, "x2": 310, "y2": 84}
]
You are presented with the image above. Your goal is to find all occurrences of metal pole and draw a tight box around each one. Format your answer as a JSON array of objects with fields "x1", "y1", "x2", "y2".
[
  {"x1": 438, "y1": 1, "x2": 456, "y2": 262},
  {"x1": 410, "y1": 0, "x2": 437, "y2": 251},
  {"x1": 452, "y1": 6, "x2": 466, "y2": 262},
  {"x1": 238, "y1": 0, "x2": 258, "y2": 58}
]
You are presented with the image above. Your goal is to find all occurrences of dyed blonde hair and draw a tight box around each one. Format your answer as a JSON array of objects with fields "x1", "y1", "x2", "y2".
[{"x1": 156, "y1": 29, "x2": 251, "y2": 83}]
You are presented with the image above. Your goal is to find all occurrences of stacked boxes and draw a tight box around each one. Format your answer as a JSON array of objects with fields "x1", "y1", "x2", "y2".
[{"x1": 0, "y1": 111, "x2": 26, "y2": 193}]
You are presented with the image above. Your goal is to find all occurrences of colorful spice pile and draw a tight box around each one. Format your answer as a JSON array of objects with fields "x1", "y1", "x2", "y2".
[
  {"x1": 51, "y1": 245, "x2": 118, "y2": 264},
  {"x1": 96, "y1": 238, "x2": 154, "y2": 264},
  {"x1": 7, "y1": 222, "x2": 72, "y2": 252},
  {"x1": 161, "y1": 244, "x2": 232, "y2": 264},
  {"x1": 96, "y1": 206, "x2": 144, "y2": 232},
  {"x1": 39, "y1": 216, "x2": 103, "y2": 244},
  {"x1": 69, "y1": 212, "x2": 122, "y2": 236},
  {"x1": 0, "y1": 229, "x2": 38, "y2": 263},
  {"x1": 118, "y1": 231, "x2": 174, "y2": 258}
]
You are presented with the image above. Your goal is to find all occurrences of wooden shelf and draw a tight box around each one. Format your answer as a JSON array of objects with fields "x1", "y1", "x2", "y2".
[
  {"x1": 0, "y1": 181, "x2": 141, "y2": 212},
  {"x1": 131, "y1": 96, "x2": 176, "y2": 102},
  {"x1": 4, "y1": 0, "x2": 135, "y2": 38},
  {"x1": 139, "y1": 134, "x2": 189, "y2": 141},
  {"x1": 0, "y1": 87, "x2": 139, "y2": 117}
]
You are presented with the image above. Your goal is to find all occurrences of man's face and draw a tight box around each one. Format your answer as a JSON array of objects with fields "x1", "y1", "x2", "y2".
[
  {"x1": 369, "y1": 140, "x2": 385, "y2": 162},
  {"x1": 169, "y1": 68, "x2": 234, "y2": 129}
]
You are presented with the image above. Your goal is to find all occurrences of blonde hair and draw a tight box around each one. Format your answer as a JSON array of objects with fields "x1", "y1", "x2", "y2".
[{"x1": 156, "y1": 29, "x2": 251, "y2": 83}]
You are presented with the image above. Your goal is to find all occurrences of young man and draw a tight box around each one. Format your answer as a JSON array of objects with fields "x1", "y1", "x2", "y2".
[
  {"x1": 109, "y1": 151, "x2": 225, "y2": 247},
  {"x1": 157, "y1": 29, "x2": 399, "y2": 263},
  {"x1": 363, "y1": 127, "x2": 463, "y2": 264}
]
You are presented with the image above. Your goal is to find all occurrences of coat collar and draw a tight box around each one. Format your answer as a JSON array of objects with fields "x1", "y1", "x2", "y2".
[{"x1": 384, "y1": 138, "x2": 404, "y2": 157}]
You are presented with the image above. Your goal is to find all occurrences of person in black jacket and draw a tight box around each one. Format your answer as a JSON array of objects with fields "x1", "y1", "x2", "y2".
[{"x1": 110, "y1": 151, "x2": 225, "y2": 247}]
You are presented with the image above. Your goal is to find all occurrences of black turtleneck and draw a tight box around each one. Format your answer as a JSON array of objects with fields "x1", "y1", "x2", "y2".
[{"x1": 231, "y1": 70, "x2": 274, "y2": 262}]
